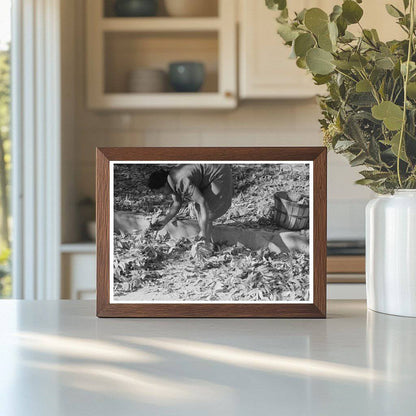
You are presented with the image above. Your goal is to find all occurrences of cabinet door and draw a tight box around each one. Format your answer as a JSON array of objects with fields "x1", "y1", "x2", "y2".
[
  {"x1": 62, "y1": 253, "x2": 96, "y2": 300},
  {"x1": 238, "y1": 0, "x2": 403, "y2": 99},
  {"x1": 239, "y1": 0, "x2": 320, "y2": 99}
]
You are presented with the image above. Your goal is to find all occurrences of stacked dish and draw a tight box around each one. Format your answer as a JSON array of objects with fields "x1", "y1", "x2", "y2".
[{"x1": 127, "y1": 68, "x2": 167, "y2": 93}]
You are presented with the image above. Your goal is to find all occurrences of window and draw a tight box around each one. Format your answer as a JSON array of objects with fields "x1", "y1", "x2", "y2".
[{"x1": 0, "y1": 0, "x2": 11, "y2": 298}]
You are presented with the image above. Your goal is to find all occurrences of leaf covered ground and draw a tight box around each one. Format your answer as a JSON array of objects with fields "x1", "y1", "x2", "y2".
[{"x1": 113, "y1": 163, "x2": 310, "y2": 302}]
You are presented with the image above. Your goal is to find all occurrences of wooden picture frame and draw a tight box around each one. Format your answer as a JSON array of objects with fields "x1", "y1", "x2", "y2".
[{"x1": 96, "y1": 147, "x2": 327, "y2": 318}]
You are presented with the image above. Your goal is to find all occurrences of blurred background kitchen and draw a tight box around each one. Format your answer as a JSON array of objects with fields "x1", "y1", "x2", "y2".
[{"x1": 1, "y1": 0, "x2": 403, "y2": 301}]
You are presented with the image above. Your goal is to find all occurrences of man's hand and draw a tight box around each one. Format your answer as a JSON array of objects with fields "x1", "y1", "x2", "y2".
[{"x1": 150, "y1": 217, "x2": 166, "y2": 231}]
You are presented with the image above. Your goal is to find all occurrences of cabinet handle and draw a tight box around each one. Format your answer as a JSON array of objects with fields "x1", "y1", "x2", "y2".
[{"x1": 225, "y1": 91, "x2": 234, "y2": 98}]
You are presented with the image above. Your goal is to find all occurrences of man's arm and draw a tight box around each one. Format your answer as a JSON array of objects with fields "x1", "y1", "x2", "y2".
[{"x1": 159, "y1": 193, "x2": 182, "y2": 226}]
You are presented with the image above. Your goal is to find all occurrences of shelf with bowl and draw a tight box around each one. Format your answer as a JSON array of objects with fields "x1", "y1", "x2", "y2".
[
  {"x1": 86, "y1": 0, "x2": 236, "y2": 109},
  {"x1": 103, "y1": 0, "x2": 219, "y2": 18}
]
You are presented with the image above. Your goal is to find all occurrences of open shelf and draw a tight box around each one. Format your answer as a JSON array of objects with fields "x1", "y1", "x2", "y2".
[
  {"x1": 87, "y1": 0, "x2": 236, "y2": 109},
  {"x1": 104, "y1": 31, "x2": 219, "y2": 94}
]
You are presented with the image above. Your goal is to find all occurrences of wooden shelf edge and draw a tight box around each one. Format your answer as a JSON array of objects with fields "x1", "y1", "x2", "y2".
[
  {"x1": 101, "y1": 17, "x2": 221, "y2": 32},
  {"x1": 88, "y1": 93, "x2": 237, "y2": 110},
  {"x1": 61, "y1": 243, "x2": 96, "y2": 254}
]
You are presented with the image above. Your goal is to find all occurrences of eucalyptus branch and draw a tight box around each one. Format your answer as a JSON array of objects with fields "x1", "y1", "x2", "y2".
[
  {"x1": 358, "y1": 22, "x2": 378, "y2": 49},
  {"x1": 358, "y1": 69, "x2": 381, "y2": 104},
  {"x1": 267, "y1": 0, "x2": 416, "y2": 192},
  {"x1": 397, "y1": 0, "x2": 415, "y2": 188},
  {"x1": 390, "y1": 79, "x2": 398, "y2": 101},
  {"x1": 334, "y1": 68, "x2": 358, "y2": 83}
]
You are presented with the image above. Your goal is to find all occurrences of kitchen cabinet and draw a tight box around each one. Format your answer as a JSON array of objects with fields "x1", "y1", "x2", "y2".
[
  {"x1": 238, "y1": 0, "x2": 404, "y2": 99},
  {"x1": 86, "y1": 0, "x2": 237, "y2": 109},
  {"x1": 239, "y1": 0, "x2": 324, "y2": 99},
  {"x1": 61, "y1": 244, "x2": 96, "y2": 300}
]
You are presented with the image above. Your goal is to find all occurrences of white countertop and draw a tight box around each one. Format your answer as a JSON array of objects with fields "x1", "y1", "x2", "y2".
[{"x1": 0, "y1": 300, "x2": 415, "y2": 416}]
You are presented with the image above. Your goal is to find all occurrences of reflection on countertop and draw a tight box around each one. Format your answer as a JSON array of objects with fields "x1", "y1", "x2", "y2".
[{"x1": 0, "y1": 300, "x2": 415, "y2": 415}]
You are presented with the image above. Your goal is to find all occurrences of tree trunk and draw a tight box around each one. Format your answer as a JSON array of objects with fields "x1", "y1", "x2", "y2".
[{"x1": 0, "y1": 132, "x2": 9, "y2": 247}]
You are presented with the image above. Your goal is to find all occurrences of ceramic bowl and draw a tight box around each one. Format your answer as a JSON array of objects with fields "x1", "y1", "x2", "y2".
[
  {"x1": 114, "y1": 0, "x2": 158, "y2": 17},
  {"x1": 168, "y1": 62, "x2": 205, "y2": 93}
]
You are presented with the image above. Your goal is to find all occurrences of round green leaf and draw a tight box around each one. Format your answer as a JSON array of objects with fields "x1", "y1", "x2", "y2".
[
  {"x1": 328, "y1": 21, "x2": 338, "y2": 42},
  {"x1": 371, "y1": 101, "x2": 403, "y2": 131},
  {"x1": 296, "y1": 57, "x2": 307, "y2": 69},
  {"x1": 313, "y1": 74, "x2": 332, "y2": 85},
  {"x1": 342, "y1": 0, "x2": 363, "y2": 24},
  {"x1": 349, "y1": 53, "x2": 368, "y2": 69},
  {"x1": 336, "y1": 15, "x2": 348, "y2": 36},
  {"x1": 266, "y1": 0, "x2": 287, "y2": 11},
  {"x1": 318, "y1": 21, "x2": 338, "y2": 52},
  {"x1": 294, "y1": 33, "x2": 315, "y2": 57},
  {"x1": 318, "y1": 32, "x2": 333, "y2": 52},
  {"x1": 375, "y1": 56, "x2": 395, "y2": 70},
  {"x1": 306, "y1": 48, "x2": 335, "y2": 75},
  {"x1": 304, "y1": 8, "x2": 329, "y2": 35},
  {"x1": 277, "y1": 23, "x2": 299, "y2": 42},
  {"x1": 356, "y1": 79, "x2": 372, "y2": 92},
  {"x1": 385, "y1": 4, "x2": 403, "y2": 18},
  {"x1": 333, "y1": 59, "x2": 353, "y2": 70},
  {"x1": 407, "y1": 82, "x2": 416, "y2": 99},
  {"x1": 330, "y1": 5, "x2": 343, "y2": 22}
]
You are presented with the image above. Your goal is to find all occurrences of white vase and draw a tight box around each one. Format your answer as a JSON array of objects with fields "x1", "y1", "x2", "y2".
[{"x1": 366, "y1": 190, "x2": 416, "y2": 317}]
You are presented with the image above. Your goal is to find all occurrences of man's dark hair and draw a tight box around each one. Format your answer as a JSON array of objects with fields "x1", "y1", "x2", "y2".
[{"x1": 148, "y1": 169, "x2": 169, "y2": 190}]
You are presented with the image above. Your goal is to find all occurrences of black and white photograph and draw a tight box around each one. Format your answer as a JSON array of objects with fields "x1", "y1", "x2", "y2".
[{"x1": 110, "y1": 161, "x2": 312, "y2": 303}]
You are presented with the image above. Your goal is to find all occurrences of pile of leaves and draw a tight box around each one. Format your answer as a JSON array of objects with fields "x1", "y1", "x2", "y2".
[
  {"x1": 113, "y1": 229, "x2": 309, "y2": 301},
  {"x1": 267, "y1": 0, "x2": 416, "y2": 193}
]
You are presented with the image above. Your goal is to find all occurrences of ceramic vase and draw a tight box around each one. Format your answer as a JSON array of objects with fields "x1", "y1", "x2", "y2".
[{"x1": 366, "y1": 190, "x2": 416, "y2": 317}]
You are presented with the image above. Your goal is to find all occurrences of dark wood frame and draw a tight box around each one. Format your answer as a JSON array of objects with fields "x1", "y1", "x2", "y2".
[{"x1": 96, "y1": 147, "x2": 327, "y2": 318}]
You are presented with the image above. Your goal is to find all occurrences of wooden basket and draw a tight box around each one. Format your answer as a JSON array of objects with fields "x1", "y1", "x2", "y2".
[{"x1": 274, "y1": 192, "x2": 309, "y2": 231}]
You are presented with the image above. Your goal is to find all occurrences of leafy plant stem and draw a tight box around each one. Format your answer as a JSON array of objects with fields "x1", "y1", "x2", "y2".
[
  {"x1": 398, "y1": 0, "x2": 415, "y2": 187},
  {"x1": 358, "y1": 69, "x2": 380, "y2": 104},
  {"x1": 334, "y1": 68, "x2": 357, "y2": 83},
  {"x1": 358, "y1": 22, "x2": 378, "y2": 49},
  {"x1": 393, "y1": 86, "x2": 404, "y2": 103},
  {"x1": 390, "y1": 79, "x2": 398, "y2": 101}
]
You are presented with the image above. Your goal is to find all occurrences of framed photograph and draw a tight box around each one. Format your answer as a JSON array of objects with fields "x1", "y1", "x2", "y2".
[{"x1": 96, "y1": 147, "x2": 327, "y2": 318}]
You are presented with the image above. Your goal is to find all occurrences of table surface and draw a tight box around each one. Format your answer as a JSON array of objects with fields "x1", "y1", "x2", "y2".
[{"x1": 0, "y1": 300, "x2": 415, "y2": 416}]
